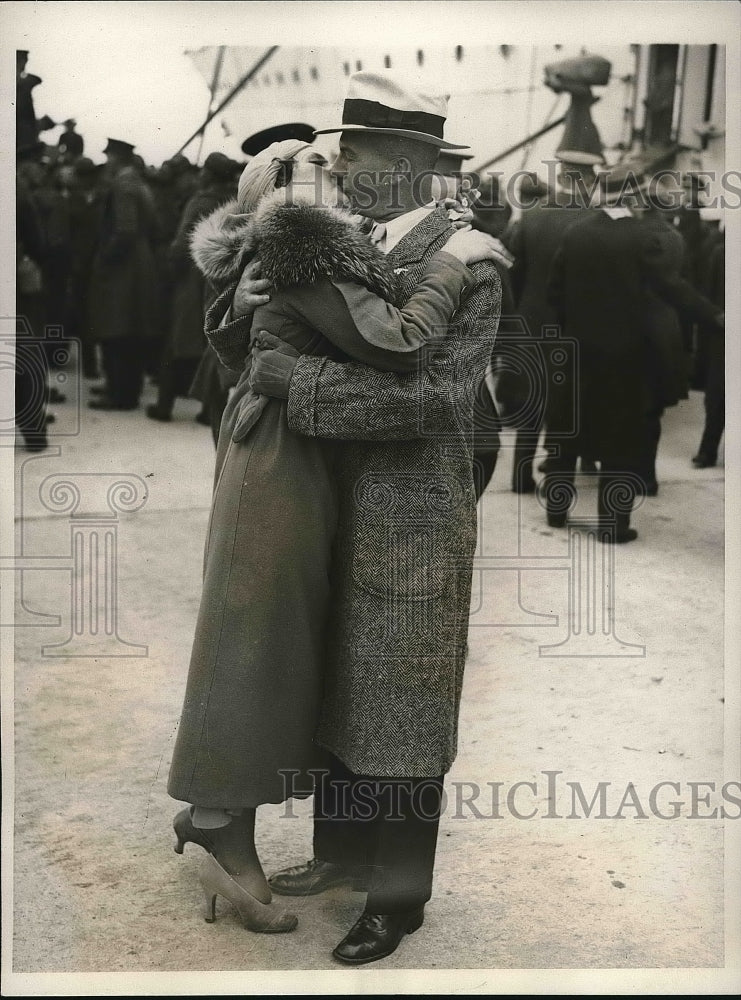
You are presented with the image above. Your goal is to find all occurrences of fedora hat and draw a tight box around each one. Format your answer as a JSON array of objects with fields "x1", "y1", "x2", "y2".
[
  {"x1": 596, "y1": 161, "x2": 649, "y2": 204},
  {"x1": 314, "y1": 71, "x2": 469, "y2": 150}
]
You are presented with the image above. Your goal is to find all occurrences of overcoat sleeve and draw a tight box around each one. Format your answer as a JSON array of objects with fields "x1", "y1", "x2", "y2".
[
  {"x1": 281, "y1": 252, "x2": 473, "y2": 373},
  {"x1": 286, "y1": 261, "x2": 501, "y2": 441},
  {"x1": 640, "y1": 229, "x2": 723, "y2": 330},
  {"x1": 202, "y1": 281, "x2": 253, "y2": 374},
  {"x1": 203, "y1": 249, "x2": 473, "y2": 377}
]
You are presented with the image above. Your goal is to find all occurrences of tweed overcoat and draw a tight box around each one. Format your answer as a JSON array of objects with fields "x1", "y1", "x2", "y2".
[
  {"x1": 203, "y1": 207, "x2": 501, "y2": 778},
  {"x1": 168, "y1": 196, "x2": 481, "y2": 805},
  {"x1": 288, "y1": 210, "x2": 501, "y2": 777}
]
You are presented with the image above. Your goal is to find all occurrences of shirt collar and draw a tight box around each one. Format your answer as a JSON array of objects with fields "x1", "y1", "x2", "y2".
[
  {"x1": 602, "y1": 205, "x2": 634, "y2": 220},
  {"x1": 376, "y1": 202, "x2": 436, "y2": 253}
]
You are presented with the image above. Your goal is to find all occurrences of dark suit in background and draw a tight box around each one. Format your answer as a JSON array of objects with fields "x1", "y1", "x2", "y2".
[{"x1": 504, "y1": 195, "x2": 592, "y2": 491}]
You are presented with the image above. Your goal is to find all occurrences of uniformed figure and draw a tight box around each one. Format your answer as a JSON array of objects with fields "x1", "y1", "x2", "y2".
[
  {"x1": 88, "y1": 138, "x2": 160, "y2": 410},
  {"x1": 504, "y1": 154, "x2": 596, "y2": 492},
  {"x1": 545, "y1": 163, "x2": 723, "y2": 542}
]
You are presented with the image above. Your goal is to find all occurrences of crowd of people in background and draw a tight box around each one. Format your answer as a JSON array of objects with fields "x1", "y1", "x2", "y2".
[
  {"x1": 15, "y1": 50, "x2": 726, "y2": 541},
  {"x1": 16, "y1": 122, "x2": 244, "y2": 440}
]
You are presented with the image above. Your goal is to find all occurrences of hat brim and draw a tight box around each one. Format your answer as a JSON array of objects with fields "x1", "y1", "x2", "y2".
[
  {"x1": 313, "y1": 124, "x2": 469, "y2": 151},
  {"x1": 555, "y1": 150, "x2": 605, "y2": 166},
  {"x1": 599, "y1": 181, "x2": 650, "y2": 205}
]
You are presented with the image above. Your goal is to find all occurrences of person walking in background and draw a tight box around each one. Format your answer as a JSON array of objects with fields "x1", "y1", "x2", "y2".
[
  {"x1": 692, "y1": 227, "x2": 725, "y2": 468},
  {"x1": 15, "y1": 151, "x2": 51, "y2": 452},
  {"x1": 147, "y1": 152, "x2": 237, "y2": 422},
  {"x1": 67, "y1": 158, "x2": 105, "y2": 380},
  {"x1": 57, "y1": 118, "x2": 84, "y2": 161},
  {"x1": 88, "y1": 138, "x2": 160, "y2": 411},
  {"x1": 504, "y1": 154, "x2": 597, "y2": 494},
  {"x1": 545, "y1": 163, "x2": 724, "y2": 543},
  {"x1": 637, "y1": 187, "x2": 693, "y2": 495}
]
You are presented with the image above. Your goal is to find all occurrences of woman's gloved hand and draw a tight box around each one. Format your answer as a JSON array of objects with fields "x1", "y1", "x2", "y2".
[
  {"x1": 233, "y1": 259, "x2": 272, "y2": 318},
  {"x1": 249, "y1": 331, "x2": 300, "y2": 399}
]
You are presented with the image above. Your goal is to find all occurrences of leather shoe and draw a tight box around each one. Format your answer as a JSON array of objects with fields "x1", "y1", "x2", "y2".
[
  {"x1": 512, "y1": 479, "x2": 537, "y2": 495},
  {"x1": 146, "y1": 404, "x2": 172, "y2": 422},
  {"x1": 332, "y1": 907, "x2": 425, "y2": 965},
  {"x1": 547, "y1": 514, "x2": 567, "y2": 528},
  {"x1": 692, "y1": 453, "x2": 716, "y2": 468},
  {"x1": 172, "y1": 806, "x2": 214, "y2": 855},
  {"x1": 598, "y1": 527, "x2": 638, "y2": 544},
  {"x1": 88, "y1": 396, "x2": 138, "y2": 411},
  {"x1": 268, "y1": 858, "x2": 367, "y2": 896}
]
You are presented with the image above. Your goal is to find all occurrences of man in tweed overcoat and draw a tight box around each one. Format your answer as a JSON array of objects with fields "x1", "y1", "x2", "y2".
[{"x1": 207, "y1": 72, "x2": 502, "y2": 964}]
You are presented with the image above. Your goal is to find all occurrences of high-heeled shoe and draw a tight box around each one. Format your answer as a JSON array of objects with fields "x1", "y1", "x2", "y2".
[
  {"x1": 173, "y1": 806, "x2": 215, "y2": 855},
  {"x1": 198, "y1": 854, "x2": 298, "y2": 934}
]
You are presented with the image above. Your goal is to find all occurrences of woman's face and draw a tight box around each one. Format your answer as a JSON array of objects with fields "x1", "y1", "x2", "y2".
[{"x1": 285, "y1": 147, "x2": 348, "y2": 210}]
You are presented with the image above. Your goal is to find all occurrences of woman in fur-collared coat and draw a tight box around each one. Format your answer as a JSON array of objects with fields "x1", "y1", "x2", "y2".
[{"x1": 165, "y1": 140, "x2": 499, "y2": 932}]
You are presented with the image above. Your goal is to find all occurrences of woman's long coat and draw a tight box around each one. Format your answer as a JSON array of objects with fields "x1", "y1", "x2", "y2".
[
  {"x1": 203, "y1": 207, "x2": 501, "y2": 779},
  {"x1": 168, "y1": 197, "x2": 488, "y2": 804}
]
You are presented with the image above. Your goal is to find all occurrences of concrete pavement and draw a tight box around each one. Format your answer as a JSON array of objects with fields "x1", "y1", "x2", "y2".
[{"x1": 7, "y1": 374, "x2": 731, "y2": 986}]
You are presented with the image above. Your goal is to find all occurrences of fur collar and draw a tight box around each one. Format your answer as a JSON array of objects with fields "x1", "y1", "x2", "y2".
[{"x1": 190, "y1": 190, "x2": 401, "y2": 304}]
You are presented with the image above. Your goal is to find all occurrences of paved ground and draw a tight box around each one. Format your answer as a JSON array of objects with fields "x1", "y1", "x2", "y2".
[{"x1": 6, "y1": 372, "x2": 734, "y2": 991}]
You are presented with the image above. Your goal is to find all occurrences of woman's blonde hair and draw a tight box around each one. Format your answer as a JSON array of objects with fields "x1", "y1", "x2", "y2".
[{"x1": 236, "y1": 139, "x2": 314, "y2": 214}]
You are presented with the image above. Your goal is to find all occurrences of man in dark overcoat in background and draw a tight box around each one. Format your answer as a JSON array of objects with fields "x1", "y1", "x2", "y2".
[
  {"x1": 503, "y1": 154, "x2": 597, "y2": 493},
  {"x1": 545, "y1": 163, "x2": 723, "y2": 542},
  {"x1": 88, "y1": 138, "x2": 160, "y2": 411},
  {"x1": 16, "y1": 151, "x2": 50, "y2": 450},
  {"x1": 67, "y1": 158, "x2": 105, "y2": 379},
  {"x1": 692, "y1": 227, "x2": 725, "y2": 468}
]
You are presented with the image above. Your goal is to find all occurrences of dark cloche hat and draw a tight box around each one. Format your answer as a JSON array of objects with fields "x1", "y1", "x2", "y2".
[
  {"x1": 241, "y1": 122, "x2": 316, "y2": 156},
  {"x1": 203, "y1": 151, "x2": 236, "y2": 179}
]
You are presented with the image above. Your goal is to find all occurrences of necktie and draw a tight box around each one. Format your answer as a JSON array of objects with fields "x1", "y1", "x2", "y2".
[{"x1": 369, "y1": 221, "x2": 387, "y2": 247}]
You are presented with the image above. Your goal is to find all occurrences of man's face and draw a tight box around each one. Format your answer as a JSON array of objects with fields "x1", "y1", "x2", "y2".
[{"x1": 330, "y1": 133, "x2": 397, "y2": 219}]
